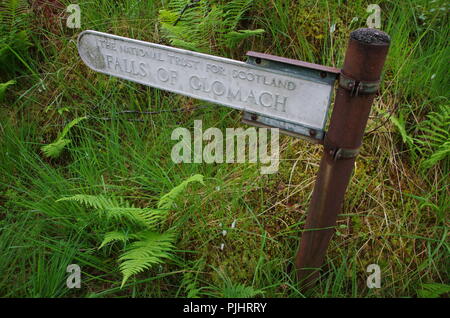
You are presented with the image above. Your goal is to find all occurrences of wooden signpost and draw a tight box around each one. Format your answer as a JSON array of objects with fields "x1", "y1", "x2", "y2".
[{"x1": 78, "y1": 28, "x2": 390, "y2": 289}]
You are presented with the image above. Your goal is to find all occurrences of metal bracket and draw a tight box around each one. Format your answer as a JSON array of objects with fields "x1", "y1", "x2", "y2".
[
  {"x1": 242, "y1": 52, "x2": 339, "y2": 142},
  {"x1": 339, "y1": 73, "x2": 380, "y2": 96},
  {"x1": 330, "y1": 147, "x2": 360, "y2": 160},
  {"x1": 324, "y1": 139, "x2": 360, "y2": 160},
  {"x1": 242, "y1": 112, "x2": 324, "y2": 144}
]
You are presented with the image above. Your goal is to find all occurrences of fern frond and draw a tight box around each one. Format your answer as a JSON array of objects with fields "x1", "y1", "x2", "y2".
[
  {"x1": 415, "y1": 103, "x2": 450, "y2": 170},
  {"x1": 222, "y1": 0, "x2": 254, "y2": 30},
  {"x1": 390, "y1": 113, "x2": 414, "y2": 147},
  {"x1": 207, "y1": 267, "x2": 264, "y2": 298},
  {"x1": 59, "y1": 116, "x2": 87, "y2": 139},
  {"x1": 222, "y1": 283, "x2": 264, "y2": 298},
  {"x1": 223, "y1": 29, "x2": 265, "y2": 48},
  {"x1": 181, "y1": 259, "x2": 206, "y2": 298},
  {"x1": 159, "y1": 8, "x2": 206, "y2": 51},
  {"x1": 107, "y1": 207, "x2": 166, "y2": 228},
  {"x1": 0, "y1": 79, "x2": 16, "y2": 100},
  {"x1": 0, "y1": 0, "x2": 30, "y2": 39},
  {"x1": 57, "y1": 194, "x2": 165, "y2": 228},
  {"x1": 0, "y1": 0, "x2": 31, "y2": 74},
  {"x1": 119, "y1": 231, "x2": 176, "y2": 287},
  {"x1": 183, "y1": 272, "x2": 202, "y2": 298},
  {"x1": 57, "y1": 194, "x2": 118, "y2": 210},
  {"x1": 41, "y1": 138, "x2": 71, "y2": 158},
  {"x1": 417, "y1": 283, "x2": 450, "y2": 298},
  {"x1": 158, "y1": 174, "x2": 204, "y2": 210},
  {"x1": 159, "y1": 0, "x2": 263, "y2": 52},
  {"x1": 58, "y1": 173, "x2": 206, "y2": 288},
  {"x1": 99, "y1": 231, "x2": 136, "y2": 249},
  {"x1": 41, "y1": 117, "x2": 86, "y2": 159},
  {"x1": 420, "y1": 141, "x2": 450, "y2": 170},
  {"x1": 166, "y1": 0, "x2": 191, "y2": 11}
]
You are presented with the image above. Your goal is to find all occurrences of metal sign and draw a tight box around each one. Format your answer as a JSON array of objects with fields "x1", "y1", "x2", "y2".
[{"x1": 78, "y1": 30, "x2": 339, "y2": 140}]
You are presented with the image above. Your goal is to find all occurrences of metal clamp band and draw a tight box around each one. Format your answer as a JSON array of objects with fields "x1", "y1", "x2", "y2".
[
  {"x1": 339, "y1": 73, "x2": 380, "y2": 96},
  {"x1": 329, "y1": 147, "x2": 360, "y2": 160},
  {"x1": 324, "y1": 137, "x2": 360, "y2": 161}
]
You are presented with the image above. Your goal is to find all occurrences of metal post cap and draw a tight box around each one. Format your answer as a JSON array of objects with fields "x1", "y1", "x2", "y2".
[{"x1": 350, "y1": 28, "x2": 391, "y2": 45}]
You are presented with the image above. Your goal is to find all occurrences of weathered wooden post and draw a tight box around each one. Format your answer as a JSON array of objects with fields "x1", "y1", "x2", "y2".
[{"x1": 295, "y1": 28, "x2": 391, "y2": 288}]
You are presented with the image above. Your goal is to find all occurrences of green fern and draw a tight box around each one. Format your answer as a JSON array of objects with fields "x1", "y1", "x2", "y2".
[
  {"x1": 158, "y1": 174, "x2": 204, "y2": 210},
  {"x1": 207, "y1": 268, "x2": 264, "y2": 298},
  {"x1": 0, "y1": 0, "x2": 32, "y2": 77},
  {"x1": 107, "y1": 207, "x2": 167, "y2": 228},
  {"x1": 159, "y1": 5, "x2": 207, "y2": 52},
  {"x1": 119, "y1": 231, "x2": 175, "y2": 287},
  {"x1": 57, "y1": 174, "x2": 205, "y2": 287},
  {"x1": 223, "y1": 29, "x2": 265, "y2": 48},
  {"x1": 57, "y1": 193, "x2": 119, "y2": 210},
  {"x1": 390, "y1": 111, "x2": 414, "y2": 148},
  {"x1": 0, "y1": 79, "x2": 16, "y2": 101},
  {"x1": 222, "y1": 0, "x2": 254, "y2": 29},
  {"x1": 159, "y1": 0, "x2": 264, "y2": 52},
  {"x1": 417, "y1": 283, "x2": 450, "y2": 298},
  {"x1": 41, "y1": 138, "x2": 71, "y2": 159},
  {"x1": 222, "y1": 283, "x2": 264, "y2": 298},
  {"x1": 57, "y1": 194, "x2": 166, "y2": 228},
  {"x1": 41, "y1": 116, "x2": 86, "y2": 158},
  {"x1": 182, "y1": 272, "x2": 202, "y2": 298},
  {"x1": 99, "y1": 231, "x2": 137, "y2": 249},
  {"x1": 181, "y1": 258, "x2": 206, "y2": 297},
  {"x1": 415, "y1": 103, "x2": 450, "y2": 170}
]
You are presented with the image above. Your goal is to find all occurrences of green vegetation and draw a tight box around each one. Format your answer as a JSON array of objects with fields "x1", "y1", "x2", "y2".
[
  {"x1": 41, "y1": 116, "x2": 86, "y2": 158},
  {"x1": 57, "y1": 174, "x2": 204, "y2": 287},
  {"x1": 0, "y1": 0, "x2": 448, "y2": 297}
]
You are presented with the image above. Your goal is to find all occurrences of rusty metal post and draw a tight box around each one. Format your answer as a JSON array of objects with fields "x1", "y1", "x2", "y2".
[{"x1": 295, "y1": 28, "x2": 391, "y2": 288}]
